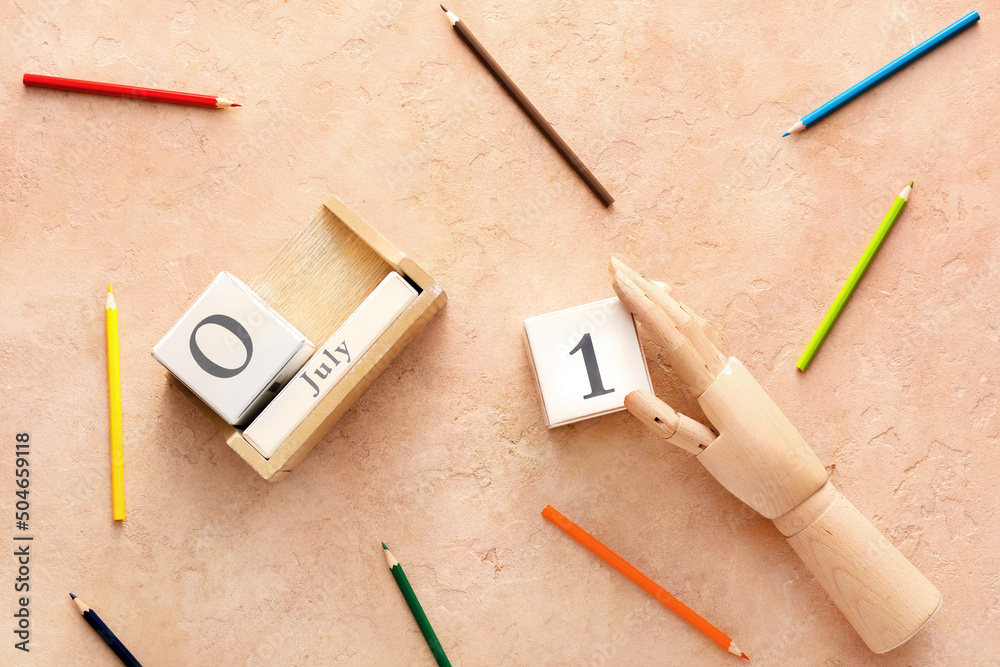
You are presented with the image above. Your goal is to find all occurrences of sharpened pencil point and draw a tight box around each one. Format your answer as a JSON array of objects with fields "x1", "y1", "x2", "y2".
[
  {"x1": 909, "y1": 181, "x2": 914, "y2": 187},
  {"x1": 441, "y1": 4, "x2": 459, "y2": 24},
  {"x1": 70, "y1": 594, "x2": 89, "y2": 615},
  {"x1": 742, "y1": 653, "x2": 749, "y2": 660},
  {"x1": 440, "y1": 4, "x2": 446, "y2": 11},
  {"x1": 382, "y1": 544, "x2": 399, "y2": 569},
  {"x1": 108, "y1": 284, "x2": 113, "y2": 293},
  {"x1": 231, "y1": 103, "x2": 241, "y2": 107},
  {"x1": 784, "y1": 120, "x2": 806, "y2": 136}
]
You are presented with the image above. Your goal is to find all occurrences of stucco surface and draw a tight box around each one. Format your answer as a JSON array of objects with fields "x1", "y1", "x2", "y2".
[{"x1": 1, "y1": 1, "x2": 998, "y2": 665}]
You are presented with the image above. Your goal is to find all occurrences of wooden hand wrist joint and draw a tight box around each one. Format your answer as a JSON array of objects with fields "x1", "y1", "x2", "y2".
[{"x1": 693, "y1": 357, "x2": 941, "y2": 653}]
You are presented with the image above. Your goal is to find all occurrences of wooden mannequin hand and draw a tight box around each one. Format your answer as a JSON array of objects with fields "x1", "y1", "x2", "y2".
[
  {"x1": 609, "y1": 256, "x2": 940, "y2": 653},
  {"x1": 610, "y1": 256, "x2": 828, "y2": 518}
]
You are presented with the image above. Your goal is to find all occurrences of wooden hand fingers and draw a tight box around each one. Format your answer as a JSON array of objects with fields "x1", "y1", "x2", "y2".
[
  {"x1": 609, "y1": 257, "x2": 718, "y2": 395},
  {"x1": 624, "y1": 390, "x2": 717, "y2": 454},
  {"x1": 610, "y1": 256, "x2": 726, "y2": 370}
]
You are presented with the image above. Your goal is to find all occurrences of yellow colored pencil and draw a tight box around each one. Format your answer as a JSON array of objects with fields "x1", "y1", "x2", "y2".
[{"x1": 106, "y1": 285, "x2": 124, "y2": 520}]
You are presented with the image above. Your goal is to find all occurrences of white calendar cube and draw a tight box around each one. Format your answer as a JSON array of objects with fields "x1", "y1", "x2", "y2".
[
  {"x1": 152, "y1": 272, "x2": 315, "y2": 425},
  {"x1": 523, "y1": 297, "x2": 653, "y2": 428}
]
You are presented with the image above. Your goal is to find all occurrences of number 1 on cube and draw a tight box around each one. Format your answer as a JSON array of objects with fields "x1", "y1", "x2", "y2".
[
  {"x1": 523, "y1": 297, "x2": 653, "y2": 428},
  {"x1": 569, "y1": 333, "x2": 614, "y2": 399}
]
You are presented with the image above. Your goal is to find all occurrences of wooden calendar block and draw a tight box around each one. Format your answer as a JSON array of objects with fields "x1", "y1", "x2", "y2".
[
  {"x1": 523, "y1": 297, "x2": 653, "y2": 428},
  {"x1": 153, "y1": 272, "x2": 315, "y2": 425},
  {"x1": 160, "y1": 195, "x2": 447, "y2": 481},
  {"x1": 243, "y1": 271, "x2": 418, "y2": 458}
]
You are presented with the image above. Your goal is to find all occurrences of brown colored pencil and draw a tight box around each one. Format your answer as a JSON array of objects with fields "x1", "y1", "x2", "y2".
[
  {"x1": 543, "y1": 505, "x2": 749, "y2": 660},
  {"x1": 440, "y1": 6, "x2": 614, "y2": 207}
]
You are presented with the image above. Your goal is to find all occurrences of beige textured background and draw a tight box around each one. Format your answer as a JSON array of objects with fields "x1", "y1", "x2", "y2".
[{"x1": 1, "y1": 1, "x2": 997, "y2": 665}]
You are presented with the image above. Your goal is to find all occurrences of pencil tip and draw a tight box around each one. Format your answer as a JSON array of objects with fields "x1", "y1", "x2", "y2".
[
  {"x1": 440, "y1": 4, "x2": 447, "y2": 10},
  {"x1": 108, "y1": 284, "x2": 113, "y2": 293},
  {"x1": 231, "y1": 103, "x2": 241, "y2": 107},
  {"x1": 69, "y1": 593, "x2": 76, "y2": 599},
  {"x1": 382, "y1": 544, "x2": 399, "y2": 569},
  {"x1": 909, "y1": 181, "x2": 914, "y2": 187},
  {"x1": 781, "y1": 132, "x2": 790, "y2": 137},
  {"x1": 741, "y1": 653, "x2": 749, "y2": 661}
]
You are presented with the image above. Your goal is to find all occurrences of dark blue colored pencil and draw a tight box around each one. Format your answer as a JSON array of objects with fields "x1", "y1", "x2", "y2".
[{"x1": 71, "y1": 594, "x2": 142, "y2": 667}]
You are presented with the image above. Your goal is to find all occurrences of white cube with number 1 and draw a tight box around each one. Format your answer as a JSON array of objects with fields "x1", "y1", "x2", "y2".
[{"x1": 523, "y1": 297, "x2": 653, "y2": 428}]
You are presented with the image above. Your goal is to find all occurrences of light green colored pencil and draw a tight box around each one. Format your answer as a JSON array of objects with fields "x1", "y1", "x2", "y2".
[
  {"x1": 796, "y1": 182, "x2": 913, "y2": 371},
  {"x1": 383, "y1": 543, "x2": 451, "y2": 667}
]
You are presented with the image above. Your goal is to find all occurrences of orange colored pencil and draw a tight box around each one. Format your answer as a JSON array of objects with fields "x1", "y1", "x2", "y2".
[{"x1": 542, "y1": 505, "x2": 749, "y2": 661}]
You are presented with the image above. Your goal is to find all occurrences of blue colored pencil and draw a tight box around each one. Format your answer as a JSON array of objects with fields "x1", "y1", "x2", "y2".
[
  {"x1": 784, "y1": 10, "x2": 980, "y2": 136},
  {"x1": 70, "y1": 594, "x2": 142, "y2": 667}
]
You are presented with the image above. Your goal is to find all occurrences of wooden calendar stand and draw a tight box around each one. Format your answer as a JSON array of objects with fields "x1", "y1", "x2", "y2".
[{"x1": 167, "y1": 196, "x2": 446, "y2": 481}]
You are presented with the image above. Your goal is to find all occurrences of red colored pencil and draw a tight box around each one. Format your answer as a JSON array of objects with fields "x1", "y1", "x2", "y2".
[
  {"x1": 543, "y1": 505, "x2": 750, "y2": 661},
  {"x1": 23, "y1": 73, "x2": 241, "y2": 108}
]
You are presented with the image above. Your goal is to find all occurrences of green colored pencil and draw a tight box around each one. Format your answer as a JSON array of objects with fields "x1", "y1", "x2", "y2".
[
  {"x1": 382, "y1": 543, "x2": 451, "y2": 667},
  {"x1": 796, "y1": 182, "x2": 912, "y2": 371}
]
